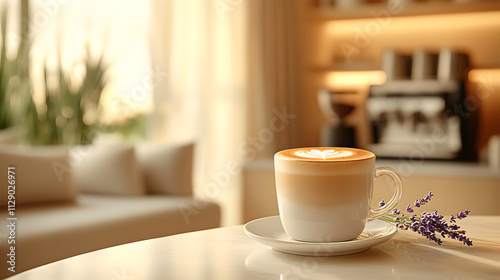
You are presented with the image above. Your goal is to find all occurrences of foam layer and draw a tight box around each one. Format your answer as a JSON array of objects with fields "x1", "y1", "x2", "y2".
[
  {"x1": 275, "y1": 149, "x2": 375, "y2": 176},
  {"x1": 276, "y1": 147, "x2": 374, "y2": 162}
]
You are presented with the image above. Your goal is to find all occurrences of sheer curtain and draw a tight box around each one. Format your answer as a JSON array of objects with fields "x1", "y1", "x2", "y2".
[{"x1": 150, "y1": 0, "x2": 303, "y2": 225}]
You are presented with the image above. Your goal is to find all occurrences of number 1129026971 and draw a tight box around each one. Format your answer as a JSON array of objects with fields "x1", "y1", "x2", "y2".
[{"x1": 8, "y1": 167, "x2": 15, "y2": 216}]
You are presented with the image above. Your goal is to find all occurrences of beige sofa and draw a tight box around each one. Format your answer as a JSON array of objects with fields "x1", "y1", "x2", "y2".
[{"x1": 0, "y1": 143, "x2": 220, "y2": 278}]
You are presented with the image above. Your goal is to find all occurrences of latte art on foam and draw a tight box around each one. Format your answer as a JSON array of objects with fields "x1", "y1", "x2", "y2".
[
  {"x1": 276, "y1": 147, "x2": 374, "y2": 162},
  {"x1": 295, "y1": 149, "x2": 354, "y2": 160}
]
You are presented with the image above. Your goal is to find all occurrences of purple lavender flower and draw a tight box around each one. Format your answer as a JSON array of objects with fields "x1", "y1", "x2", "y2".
[
  {"x1": 378, "y1": 192, "x2": 472, "y2": 246},
  {"x1": 458, "y1": 210, "x2": 471, "y2": 219},
  {"x1": 379, "y1": 200, "x2": 386, "y2": 208},
  {"x1": 414, "y1": 191, "x2": 434, "y2": 208},
  {"x1": 411, "y1": 222, "x2": 419, "y2": 230}
]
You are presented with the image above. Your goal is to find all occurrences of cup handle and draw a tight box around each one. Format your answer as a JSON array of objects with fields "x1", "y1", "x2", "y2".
[{"x1": 369, "y1": 167, "x2": 403, "y2": 219}]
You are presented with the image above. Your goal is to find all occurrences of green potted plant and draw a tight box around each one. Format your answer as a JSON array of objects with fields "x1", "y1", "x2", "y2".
[
  {"x1": 0, "y1": 0, "x2": 109, "y2": 146},
  {"x1": 1, "y1": 1, "x2": 147, "y2": 145},
  {"x1": 0, "y1": 2, "x2": 32, "y2": 144},
  {"x1": 30, "y1": 45, "x2": 108, "y2": 145}
]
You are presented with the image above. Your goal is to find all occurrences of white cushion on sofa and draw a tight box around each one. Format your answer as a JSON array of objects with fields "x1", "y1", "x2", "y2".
[
  {"x1": 0, "y1": 145, "x2": 77, "y2": 206},
  {"x1": 136, "y1": 143, "x2": 194, "y2": 196},
  {"x1": 71, "y1": 145, "x2": 146, "y2": 196}
]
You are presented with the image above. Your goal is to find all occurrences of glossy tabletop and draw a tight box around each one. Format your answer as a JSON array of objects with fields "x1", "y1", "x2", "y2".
[{"x1": 7, "y1": 216, "x2": 500, "y2": 280}]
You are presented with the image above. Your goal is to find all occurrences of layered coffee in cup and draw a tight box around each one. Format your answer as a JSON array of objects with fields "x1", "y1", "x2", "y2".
[{"x1": 274, "y1": 147, "x2": 402, "y2": 242}]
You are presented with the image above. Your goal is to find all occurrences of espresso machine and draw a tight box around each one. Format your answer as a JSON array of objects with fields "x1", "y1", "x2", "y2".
[{"x1": 366, "y1": 48, "x2": 477, "y2": 161}]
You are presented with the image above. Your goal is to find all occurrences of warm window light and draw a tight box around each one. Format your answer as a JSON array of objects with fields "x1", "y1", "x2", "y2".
[
  {"x1": 324, "y1": 70, "x2": 386, "y2": 87},
  {"x1": 468, "y1": 69, "x2": 500, "y2": 84},
  {"x1": 4, "y1": 0, "x2": 153, "y2": 124}
]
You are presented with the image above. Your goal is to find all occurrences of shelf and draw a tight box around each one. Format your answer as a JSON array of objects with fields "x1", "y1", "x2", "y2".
[
  {"x1": 314, "y1": 68, "x2": 500, "y2": 88},
  {"x1": 322, "y1": 70, "x2": 386, "y2": 87},
  {"x1": 311, "y1": 1, "x2": 500, "y2": 21}
]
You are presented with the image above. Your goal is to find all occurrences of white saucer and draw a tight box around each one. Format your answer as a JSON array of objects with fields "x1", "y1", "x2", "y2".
[{"x1": 244, "y1": 216, "x2": 397, "y2": 256}]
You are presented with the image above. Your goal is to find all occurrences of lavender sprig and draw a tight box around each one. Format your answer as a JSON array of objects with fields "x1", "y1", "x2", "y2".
[{"x1": 379, "y1": 192, "x2": 473, "y2": 246}]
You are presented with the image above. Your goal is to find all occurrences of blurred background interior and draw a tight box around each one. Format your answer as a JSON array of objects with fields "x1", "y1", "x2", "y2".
[{"x1": 1, "y1": 0, "x2": 499, "y2": 227}]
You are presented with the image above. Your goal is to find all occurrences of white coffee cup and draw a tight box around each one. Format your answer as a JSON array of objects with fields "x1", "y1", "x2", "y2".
[{"x1": 274, "y1": 147, "x2": 402, "y2": 242}]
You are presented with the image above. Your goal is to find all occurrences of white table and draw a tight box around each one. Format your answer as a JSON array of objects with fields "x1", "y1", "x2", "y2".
[{"x1": 7, "y1": 216, "x2": 500, "y2": 280}]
